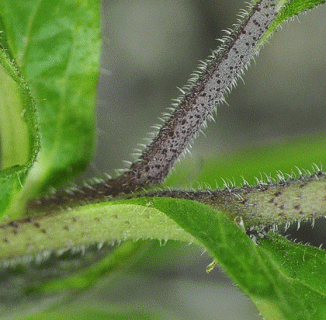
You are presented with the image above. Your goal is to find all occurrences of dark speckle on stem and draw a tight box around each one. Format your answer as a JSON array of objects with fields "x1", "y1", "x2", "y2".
[{"x1": 27, "y1": 0, "x2": 280, "y2": 214}]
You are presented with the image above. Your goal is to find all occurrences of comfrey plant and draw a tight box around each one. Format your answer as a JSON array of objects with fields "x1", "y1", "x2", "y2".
[{"x1": 0, "y1": 0, "x2": 326, "y2": 319}]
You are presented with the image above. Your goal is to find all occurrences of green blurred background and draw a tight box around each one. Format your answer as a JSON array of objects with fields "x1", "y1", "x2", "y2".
[
  {"x1": 95, "y1": 0, "x2": 326, "y2": 175},
  {"x1": 79, "y1": 0, "x2": 326, "y2": 319}
]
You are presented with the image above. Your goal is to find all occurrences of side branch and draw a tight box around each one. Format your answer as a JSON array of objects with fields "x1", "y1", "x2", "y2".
[
  {"x1": 29, "y1": 0, "x2": 280, "y2": 212},
  {"x1": 144, "y1": 171, "x2": 326, "y2": 229}
]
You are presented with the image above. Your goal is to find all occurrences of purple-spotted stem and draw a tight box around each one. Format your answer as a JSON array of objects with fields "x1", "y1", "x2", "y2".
[{"x1": 29, "y1": 0, "x2": 282, "y2": 213}]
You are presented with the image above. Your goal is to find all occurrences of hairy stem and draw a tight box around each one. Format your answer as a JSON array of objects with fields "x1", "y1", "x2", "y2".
[
  {"x1": 141, "y1": 171, "x2": 326, "y2": 229},
  {"x1": 129, "y1": 0, "x2": 278, "y2": 185},
  {"x1": 2, "y1": 171, "x2": 326, "y2": 260},
  {"x1": 29, "y1": 0, "x2": 280, "y2": 212}
]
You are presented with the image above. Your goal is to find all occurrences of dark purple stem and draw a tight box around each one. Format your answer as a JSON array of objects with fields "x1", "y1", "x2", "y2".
[{"x1": 29, "y1": 0, "x2": 279, "y2": 211}]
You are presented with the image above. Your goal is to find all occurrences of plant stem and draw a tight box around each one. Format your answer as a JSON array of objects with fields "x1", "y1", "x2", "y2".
[
  {"x1": 3, "y1": 172, "x2": 326, "y2": 259},
  {"x1": 29, "y1": 0, "x2": 281, "y2": 212},
  {"x1": 142, "y1": 171, "x2": 326, "y2": 229}
]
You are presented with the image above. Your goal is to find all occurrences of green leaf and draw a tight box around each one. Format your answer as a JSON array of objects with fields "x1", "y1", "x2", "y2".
[
  {"x1": 260, "y1": 233, "x2": 326, "y2": 302},
  {"x1": 260, "y1": 0, "x2": 326, "y2": 43},
  {"x1": 0, "y1": 0, "x2": 101, "y2": 199},
  {"x1": 150, "y1": 198, "x2": 326, "y2": 319},
  {"x1": 0, "y1": 45, "x2": 39, "y2": 219}
]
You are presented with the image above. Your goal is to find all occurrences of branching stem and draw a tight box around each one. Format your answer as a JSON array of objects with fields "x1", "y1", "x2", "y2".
[{"x1": 29, "y1": 0, "x2": 281, "y2": 212}]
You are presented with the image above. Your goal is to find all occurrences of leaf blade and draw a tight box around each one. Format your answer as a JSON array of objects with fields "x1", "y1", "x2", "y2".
[
  {"x1": 260, "y1": 0, "x2": 326, "y2": 43},
  {"x1": 0, "y1": 0, "x2": 101, "y2": 197},
  {"x1": 0, "y1": 46, "x2": 39, "y2": 218},
  {"x1": 151, "y1": 197, "x2": 326, "y2": 319}
]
